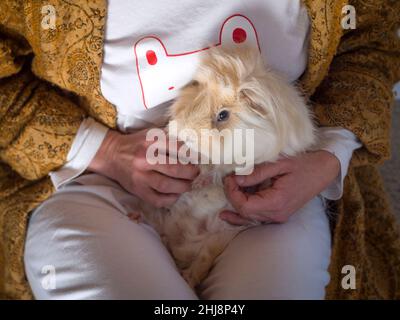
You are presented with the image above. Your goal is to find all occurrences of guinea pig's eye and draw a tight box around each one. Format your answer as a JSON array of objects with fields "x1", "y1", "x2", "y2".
[{"x1": 217, "y1": 109, "x2": 230, "y2": 122}]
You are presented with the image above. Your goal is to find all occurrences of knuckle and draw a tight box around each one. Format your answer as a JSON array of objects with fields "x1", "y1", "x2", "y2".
[
  {"x1": 139, "y1": 140, "x2": 149, "y2": 149},
  {"x1": 131, "y1": 156, "x2": 146, "y2": 169},
  {"x1": 133, "y1": 145, "x2": 143, "y2": 157}
]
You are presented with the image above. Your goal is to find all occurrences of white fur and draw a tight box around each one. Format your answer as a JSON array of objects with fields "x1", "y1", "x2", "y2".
[{"x1": 138, "y1": 46, "x2": 317, "y2": 288}]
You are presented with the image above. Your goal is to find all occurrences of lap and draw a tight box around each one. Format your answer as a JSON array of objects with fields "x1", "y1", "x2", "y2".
[
  {"x1": 24, "y1": 174, "x2": 196, "y2": 299},
  {"x1": 25, "y1": 174, "x2": 331, "y2": 299},
  {"x1": 199, "y1": 197, "x2": 332, "y2": 299}
]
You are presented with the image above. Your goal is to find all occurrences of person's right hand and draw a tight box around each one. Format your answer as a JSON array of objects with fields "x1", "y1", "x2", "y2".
[{"x1": 88, "y1": 129, "x2": 199, "y2": 208}]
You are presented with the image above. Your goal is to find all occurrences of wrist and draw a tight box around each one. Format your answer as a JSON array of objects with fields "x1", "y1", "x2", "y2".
[
  {"x1": 88, "y1": 129, "x2": 121, "y2": 178},
  {"x1": 316, "y1": 150, "x2": 341, "y2": 180}
]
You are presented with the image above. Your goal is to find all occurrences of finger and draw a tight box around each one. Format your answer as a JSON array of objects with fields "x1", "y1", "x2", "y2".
[
  {"x1": 233, "y1": 161, "x2": 288, "y2": 187},
  {"x1": 247, "y1": 212, "x2": 277, "y2": 224},
  {"x1": 245, "y1": 186, "x2": 288, "y2": 216},
  {"x1": 148, "y1": 171, "x2": 192, "y2": 194},
  {"x1": 153, "y1": 162, "x2": 199, "y2": 180},
  {"x1": 154, "y1": 193, "x2": 180, "y2": 208},
  {"x1": 219, "y1": 211, "x2": 255, "y2": 226},
  {"x1": 141, "y1": 187, "x2": 180, "y2": 208},
  {"x1": 224, "y1": 175, "x2": 284, "y2": 216},
  {"x1": 223, "y1": 175, "x2": 251, "y2": 215}
]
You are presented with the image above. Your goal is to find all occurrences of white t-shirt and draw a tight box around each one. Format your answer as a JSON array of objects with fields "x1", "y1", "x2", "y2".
[
  {"x1": 100, "y1": 0, "x2": 310, "y2": 130},
  {"x1": 50, "y1": 0, "x2": 361, "y2": 200}
]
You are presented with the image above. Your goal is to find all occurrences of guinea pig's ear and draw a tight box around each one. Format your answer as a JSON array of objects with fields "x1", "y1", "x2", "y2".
[{"x1": 240, "y1": 88, "x2": 268, "y2": 119}]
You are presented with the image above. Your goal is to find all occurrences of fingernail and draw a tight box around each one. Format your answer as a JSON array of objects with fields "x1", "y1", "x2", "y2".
[{"x1": 235, "y1": 176, "x2": 245, "y2": 185}]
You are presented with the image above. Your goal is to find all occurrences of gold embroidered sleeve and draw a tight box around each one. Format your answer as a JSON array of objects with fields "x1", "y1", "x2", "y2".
[
  {"x1": 311, "y1": 0, "x2": 400, "y2": 166},
  {"x1": 0, "y1": 28, "x2": 86, "y2": 180}
]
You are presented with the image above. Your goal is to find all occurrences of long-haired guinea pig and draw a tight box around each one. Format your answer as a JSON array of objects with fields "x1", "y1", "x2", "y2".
[{"x1": 137, "y1": 46, "x2": 316, "y2": 288}]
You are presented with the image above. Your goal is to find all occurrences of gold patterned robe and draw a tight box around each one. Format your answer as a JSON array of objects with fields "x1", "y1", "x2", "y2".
[{"x1": 0, "y1": 0, "x2": 399, "y2": 299}]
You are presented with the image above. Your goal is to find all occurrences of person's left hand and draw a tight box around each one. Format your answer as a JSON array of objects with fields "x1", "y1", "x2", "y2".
[{"x1": 220, "y1": 150, "x2": 340, "y2": 226}]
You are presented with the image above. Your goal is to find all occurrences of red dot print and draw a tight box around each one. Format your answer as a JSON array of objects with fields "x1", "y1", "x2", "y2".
[
  {"x1": 146, "y1": 50, "x2": 157, "y2": 65},
  {"x1": 232, "y1": 28, "x2": 247, "y2": 43}
]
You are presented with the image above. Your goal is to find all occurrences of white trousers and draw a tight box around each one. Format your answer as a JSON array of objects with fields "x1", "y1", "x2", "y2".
[{"x1": 24, "y1": 174, "x2": 332, "y2": 300}]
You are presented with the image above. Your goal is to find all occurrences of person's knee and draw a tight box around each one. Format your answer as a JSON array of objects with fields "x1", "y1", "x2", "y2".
[
  {"x1": 24, "y1": 193, "x2": 196, "y2": 299},
  {"x1": 24, "y1": 195, "x2": 121, "y2": 299},
  {"x1": 200, "y1": 212, "x2": 331, "y2": 300},
  {"x1": 201, "y1": 252, "x2": 330, "y2": 299}
]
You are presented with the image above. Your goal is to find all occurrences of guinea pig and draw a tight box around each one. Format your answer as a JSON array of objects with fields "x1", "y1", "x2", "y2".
[
  {"x1": 137, "y1": 46, "x2": 317, "y2": 289},
  {"x1": 168, "y1": 46, "x2": 316, "y2": 176}
]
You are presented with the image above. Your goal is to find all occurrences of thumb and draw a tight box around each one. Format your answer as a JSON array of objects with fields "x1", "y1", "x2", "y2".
[{"x1": 234, "y1": 161, "x2": 286, "y2": 187}]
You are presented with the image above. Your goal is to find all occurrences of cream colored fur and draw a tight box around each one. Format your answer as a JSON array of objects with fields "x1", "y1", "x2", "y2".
[{"x1": 138, "y1": 46, "x2": 316, "y2": 288}]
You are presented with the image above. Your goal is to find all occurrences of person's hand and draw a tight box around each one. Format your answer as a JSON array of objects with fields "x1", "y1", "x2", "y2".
[
  {"x1": 220, "y1": 151, "x2": 340, "y2": 225},
  {"x1": 89, "y1": 129, "x2": 199, "y2": 208}
]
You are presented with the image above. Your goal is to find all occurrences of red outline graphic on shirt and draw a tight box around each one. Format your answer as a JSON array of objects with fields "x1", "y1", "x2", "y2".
[{"x1": 134, "y1": 14, "x2": 261, "y2": 109}]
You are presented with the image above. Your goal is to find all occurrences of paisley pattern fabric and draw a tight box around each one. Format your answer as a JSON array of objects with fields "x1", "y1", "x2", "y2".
[{"x1": 0, "y1": 0, "x2": 399, "y2": 299}]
